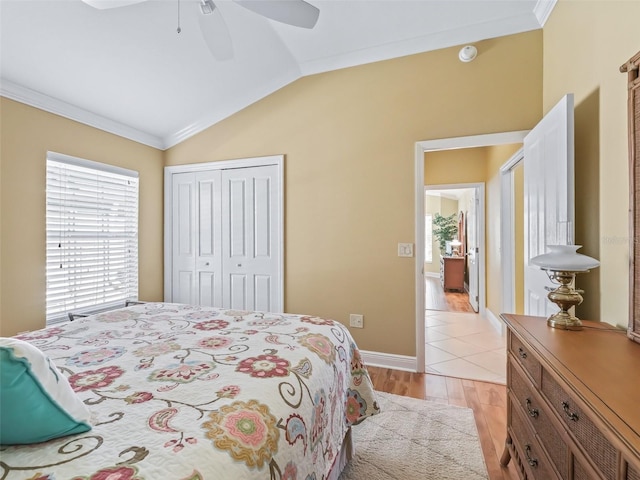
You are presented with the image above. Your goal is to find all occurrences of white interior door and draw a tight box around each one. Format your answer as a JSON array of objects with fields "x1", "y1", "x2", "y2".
[
  {"x1": 171, "y1": 171, "x2": 222, "y2": 307},
  {"x1": 222, "y1": 165, "x2": 281, "y2": 312},
  {"x1": 467, "y1": 190, "x2": 479, "y2": 312},
  {"x1": 524, "y1": 94, "x2": 575, "y2": 316}
]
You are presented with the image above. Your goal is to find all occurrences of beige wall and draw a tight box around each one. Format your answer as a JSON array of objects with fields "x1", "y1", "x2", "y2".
[
  {"x1": 543, "y1": 0, "x2": 640, "y2": 325},
  {"x1": 424, "y1": 148, "x2": 487, "y2": 185},
  {"x1": 165, "y1": 31, "x2": 543, "y2": 356},
  {"x1": 0, "y1": 98, "x2": 165, "y2": 337}
]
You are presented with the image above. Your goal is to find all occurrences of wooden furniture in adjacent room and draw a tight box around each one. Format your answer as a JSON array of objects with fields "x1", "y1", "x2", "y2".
[
  {"x1": 500, "y1": 314, "x2": 640, "y2": 480},
  {"x1": 440, "y1": 256, "x2": 465, "y2": 291}
]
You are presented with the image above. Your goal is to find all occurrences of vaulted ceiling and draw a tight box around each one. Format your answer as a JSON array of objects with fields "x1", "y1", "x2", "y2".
[{"x1": 0, "y1": 0, "x2": 554, "y2": 149}]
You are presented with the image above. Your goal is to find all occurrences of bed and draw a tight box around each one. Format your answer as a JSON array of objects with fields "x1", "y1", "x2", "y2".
[{"x1": 0, "y1": 302, "x2": 380, "y2": 480}]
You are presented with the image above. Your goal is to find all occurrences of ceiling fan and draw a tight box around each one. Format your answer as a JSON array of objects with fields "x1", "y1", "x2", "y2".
[{"x1": 81, "y1": 0, "x2": 320, "y2": 61}]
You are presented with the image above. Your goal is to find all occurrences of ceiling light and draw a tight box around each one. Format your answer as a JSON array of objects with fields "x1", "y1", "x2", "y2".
[
  {"x1": 200, "y1": 0, "x2": 215, "y2": 15},
  {"x1": 458, "y1": 45, "x2": 478, "y2": 63}
]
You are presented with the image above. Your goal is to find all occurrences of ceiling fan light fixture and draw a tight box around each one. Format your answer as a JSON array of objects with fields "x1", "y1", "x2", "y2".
[
  {"x1": 200, "y1": 0, "x2": 216, "y2": 15},
  {"x1": 458, "y1": 45, "x2": 478, "y2": 63}
]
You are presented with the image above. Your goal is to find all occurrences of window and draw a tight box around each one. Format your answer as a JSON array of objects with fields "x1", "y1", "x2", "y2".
[
  {"x1": 425, "y1": 214, "x2": 433, "y2": 263},
  {"x1": 46, "y1": 152, "x2": 139, "y2": 324}
]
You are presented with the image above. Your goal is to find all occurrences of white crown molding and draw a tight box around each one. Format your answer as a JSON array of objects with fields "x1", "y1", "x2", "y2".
[
  {"x1": 0, "y1": 78, "x2": 164, "y2": 150},
  {"x1": 163, "y1": 67, "x2": 300, "y2": 149},
  {"x1": 360, "y1": 350, "x2": 418, "y2": 372},
  {"x1": 299, "y1": 15, "x2": 540, "y2": 77},
  {"x1": 533, "y1": 0, "x2": 557, "y2": 26}
]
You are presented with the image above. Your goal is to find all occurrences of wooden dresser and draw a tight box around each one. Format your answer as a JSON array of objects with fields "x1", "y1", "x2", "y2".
[
  {"x1": 500, "y1": 314, "x2": 640, "y2": 480},
  {"x1": 440, "y1": 256, "x2": 465, "y2": 291}
]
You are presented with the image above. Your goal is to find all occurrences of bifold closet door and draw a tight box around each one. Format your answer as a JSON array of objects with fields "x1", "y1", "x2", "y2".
[
  {"x1": 222, "y1": 165, "x2": 281, "y2": 312},
  {"x1": 171, "y1": 164, "x2": 281, "y2": 312},
  {"x1": 171, "y1": 171, "x2": 223, "y2": 307}
]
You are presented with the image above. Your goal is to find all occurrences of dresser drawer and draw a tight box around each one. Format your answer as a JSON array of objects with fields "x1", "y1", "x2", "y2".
[
  {"x1": 509, "y1": 331, "x2": 542, "y2": 385},
  {"x1": 628, "y1": 462, "x2": 640, "y2": 480},
  {"x1": 573, "y1": 456, "x2": 599, "y2": 480},
  {"x1": 510, "y1": 397, "x2": 560, "y2": 480},
  {"x1": 541, "y1": 369, "x2": 617, "y2": 479},
  {"x1": 509, "y1": 360, "x2": 569, "y2": 478}
]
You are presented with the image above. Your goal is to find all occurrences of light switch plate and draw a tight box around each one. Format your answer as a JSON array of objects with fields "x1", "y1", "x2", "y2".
[{"x1": 398, "y1": 243, "x2": 414, "y2": 257}]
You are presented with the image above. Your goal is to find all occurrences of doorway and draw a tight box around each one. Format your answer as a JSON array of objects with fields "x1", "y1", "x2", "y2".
[
  {"x1": 424, "y1": 186, "x2": 480, "y2": 314},
  {"x1": 414, "y1": 131, "x2": 528, "y2": 373}
]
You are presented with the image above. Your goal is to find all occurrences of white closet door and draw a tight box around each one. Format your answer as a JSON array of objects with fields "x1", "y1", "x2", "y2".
[
  {"x1": 172, "y1": 171, "x2": 222, "y2": 307},
  {"x1": 222, "y1": 165, "x2": 281, "y2": 312}
]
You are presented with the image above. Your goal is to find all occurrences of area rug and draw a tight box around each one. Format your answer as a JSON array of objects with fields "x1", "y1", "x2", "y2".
[{"x1": 340, "y1": 391, "x2": 488, "y2": 479}]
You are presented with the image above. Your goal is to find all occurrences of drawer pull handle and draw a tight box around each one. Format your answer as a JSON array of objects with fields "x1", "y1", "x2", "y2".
[
  {"x1": 526, "y1": 398, "x2": 539, "y2": 418},
  {"x1": 561, "y1": 401, "x2": 579, "y2": 422},
  {"x1": 525, "y1": 444, "x2": 538, "y2": 468},
  {"x1": 518, "y1": 347, "x2": 528, "y2": 359}
]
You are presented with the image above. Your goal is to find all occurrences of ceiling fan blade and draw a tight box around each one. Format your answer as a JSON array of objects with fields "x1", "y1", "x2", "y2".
[
  {"x1": 234, "y1": 0, "x2": 319, "y2": 29},
  {"x1": 198, "y1": 3, "x2": 234, "y2": 61},
  {"x1": 81, "y1": 0, "x2": 148, "y2": 9}
]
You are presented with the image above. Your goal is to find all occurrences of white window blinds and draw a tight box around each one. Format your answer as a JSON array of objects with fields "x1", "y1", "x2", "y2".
[{"x1": 46, "y1": 152, "x2": 139, "y2": 323}]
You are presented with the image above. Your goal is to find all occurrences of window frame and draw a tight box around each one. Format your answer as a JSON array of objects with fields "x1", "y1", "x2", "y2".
[{"x1": 45, "y1": 151, "x2": 139, "y2": 324}]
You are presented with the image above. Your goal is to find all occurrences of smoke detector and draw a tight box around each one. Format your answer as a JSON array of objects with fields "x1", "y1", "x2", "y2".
[{"x1": 458, "y1": 45, "x2": 478, "y2": 63}]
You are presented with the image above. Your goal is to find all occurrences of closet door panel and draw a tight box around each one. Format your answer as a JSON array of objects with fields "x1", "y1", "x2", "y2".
[
  {"x1": 222, "y1": 165, "x2": 280, "y2": 312},
  {"x1": 195, "y1": 172, "x2": 222, "y2": 307},
  {"x1": 254, "y1": 275, "x2": 272, "y2": 312},
  {"x1": 229, "y1": 273, "x2": 248, "y2": 310},
  {"x1": 172, "y1": 173, "x2": 196, "y2": 305}
]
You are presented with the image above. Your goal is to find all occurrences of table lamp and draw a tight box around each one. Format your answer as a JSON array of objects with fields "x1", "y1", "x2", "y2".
[
  {"x1": 450, "y1": 239, "x2": 462, "y2": 256},
  {"x1": 530, "y1": 245, "x2": 600, "y2": 330}
]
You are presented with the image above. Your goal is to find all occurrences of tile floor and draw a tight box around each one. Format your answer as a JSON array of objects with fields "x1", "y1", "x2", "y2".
[{"x1": 425, "y1": 310, "x2": 507, "y2": 384}]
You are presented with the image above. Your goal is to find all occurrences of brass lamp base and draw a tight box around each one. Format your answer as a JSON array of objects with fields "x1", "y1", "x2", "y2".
[
  {"x1": 545, "y1": 270, "x2": 585, "y2": 331},
  {"x1": 547, "y1": 311, "x2": 583, "y2": 330}
]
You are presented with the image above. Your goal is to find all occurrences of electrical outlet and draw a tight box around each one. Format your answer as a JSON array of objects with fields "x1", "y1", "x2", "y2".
[{"x1": 349, "y1": 314, "x2": 364, "y2": 328}]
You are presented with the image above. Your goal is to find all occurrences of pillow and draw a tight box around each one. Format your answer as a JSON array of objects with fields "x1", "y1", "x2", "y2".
[{"x1": 0, "y1": 337, "x2": 92, "y2": 445}]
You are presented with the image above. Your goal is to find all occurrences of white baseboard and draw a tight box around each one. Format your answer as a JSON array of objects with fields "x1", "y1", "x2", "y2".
[
  {"x1": 424, "y1": 271, "x2": 439, "y2": 278},
  {"x1": 360, "y1": 350, "x2": 417, "y2": 372},
  {"x1": 485, "y1": 309, "x2": 506, "y2": 335}
]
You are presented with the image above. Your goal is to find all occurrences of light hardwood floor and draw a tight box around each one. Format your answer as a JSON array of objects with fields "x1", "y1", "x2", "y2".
[
  {"x1": 366, "y1": 366, "x2": 518, "y2": 480},
  {"x1": 426, "y1": 275, "x2": 475, "y2": 313}
]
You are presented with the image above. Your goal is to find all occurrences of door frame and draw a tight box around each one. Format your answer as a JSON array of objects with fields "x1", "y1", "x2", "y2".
[
  {"x1": 414, "y1": 131, "x2": 528, "y2": 372},
  {"x1": 163, "y1": 155, "x2": 284, "y2": 308},
  {"x1": 499, "y1": 147, "x2": 524, "y2": 315}
]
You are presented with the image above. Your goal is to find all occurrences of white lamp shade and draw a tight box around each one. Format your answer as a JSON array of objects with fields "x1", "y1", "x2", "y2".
[
  {"x1": 450, "y1": 239, "x2": 462, "y2": 247},
  {"x1": 531, "y1": 245, "x2": 600, "y2": 272}
]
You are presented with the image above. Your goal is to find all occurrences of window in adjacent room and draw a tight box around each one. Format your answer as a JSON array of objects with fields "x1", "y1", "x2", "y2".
[
  {"x1": 425, "y1": 214, "x2": 433, "y2": 263},
  {"x1": 45, "y1": 152, "x2": 139, "y2": 324}
]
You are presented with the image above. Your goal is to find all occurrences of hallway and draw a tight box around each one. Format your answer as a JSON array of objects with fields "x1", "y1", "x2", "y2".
[
  {"x1": 425, "y1": 310, "x2": 506, "y2": 384},
  {"x1": 425, "y1": 275, "x2": 475, "y2": 312}
]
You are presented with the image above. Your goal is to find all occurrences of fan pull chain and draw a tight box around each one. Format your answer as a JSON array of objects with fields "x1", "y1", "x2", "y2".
[{"x1": 176, "y1": 0, "x2": 181, "y2": 33}]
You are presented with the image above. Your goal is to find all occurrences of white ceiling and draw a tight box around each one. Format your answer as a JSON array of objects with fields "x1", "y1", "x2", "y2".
[{"x1": 0, "y1": 0, "x2": 554, "y2": 150}]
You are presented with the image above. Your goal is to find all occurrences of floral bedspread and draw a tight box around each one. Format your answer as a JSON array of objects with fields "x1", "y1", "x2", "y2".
[{"x1": 1, "y1": 303, "x2": 379, "y2": 480}]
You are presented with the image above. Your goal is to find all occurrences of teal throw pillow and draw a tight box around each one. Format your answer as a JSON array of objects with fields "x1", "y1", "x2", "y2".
[{"x1": 0, "y1": 337, "x2": 92, "y2": 445}]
